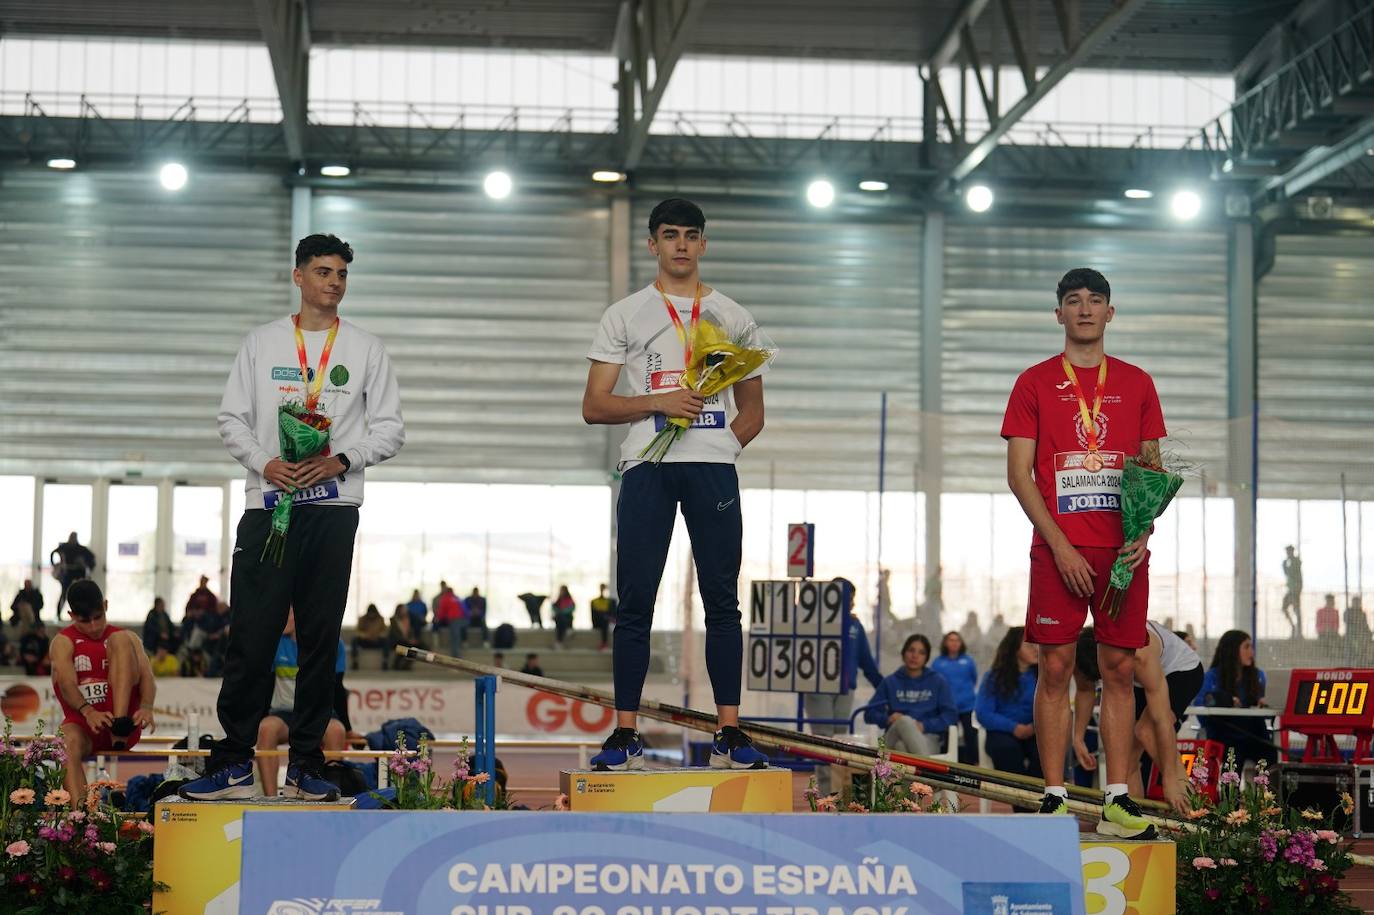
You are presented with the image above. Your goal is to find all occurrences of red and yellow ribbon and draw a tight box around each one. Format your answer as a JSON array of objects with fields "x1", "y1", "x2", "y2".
[
  {"x1": 293, "y1": 315, "x2": 339, "y2": 412},
  {"x1": 1060, "y1": 354, "x2": 1108, "y2": 454},
  {"x1": 655, "y1": 281, "x2": 702, "y2": 371}
]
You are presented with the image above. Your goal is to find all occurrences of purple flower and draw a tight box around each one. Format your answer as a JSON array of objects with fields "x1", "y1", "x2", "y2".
[
  {"x1": 1259, "y1": 831, "x2": 1279, "y2": 863},
  {"x1": 1219, "y1": 770, "x2": 1241, "y2": 786},
  {"x1": 1252, "y1": 772, "x2": 1270, "y2": 788},
  {"x1": 873, "y1": 761, "x2": 893, "y2": 781}
]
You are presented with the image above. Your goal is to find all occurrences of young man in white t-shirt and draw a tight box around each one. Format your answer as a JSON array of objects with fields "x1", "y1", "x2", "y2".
[
  {"x1": 180, "y1": 233, "x2": 405, "y2": 801},
  {"x1": 583, "y1": 198, "x2": 769, "y2": 770}
]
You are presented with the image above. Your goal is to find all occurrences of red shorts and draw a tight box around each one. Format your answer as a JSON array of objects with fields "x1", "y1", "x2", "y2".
[
  {"x1": 1025, "y1": 544, "x2": 1149, "y2": 649},
  {"x1": 62, "y1": 717, "x2": 142, "y2": 753}
]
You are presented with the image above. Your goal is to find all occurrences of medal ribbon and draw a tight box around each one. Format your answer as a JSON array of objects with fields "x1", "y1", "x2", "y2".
[
  {"x1": 1060, "y1": 354, "x2": 1108, "y2": 454},
  {"x1": 294, "y1": 315, "x2": 340, "y2": 412},
  {"x1": 655, "y1": 281, "x2": 702, "y2": 372}
]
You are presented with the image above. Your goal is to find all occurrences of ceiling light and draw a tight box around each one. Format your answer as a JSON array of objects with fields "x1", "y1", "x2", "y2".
[
  {"x1": 806, "y1": 179, "x2": 835, "y2": 208},
  {"x1": 965, "y1": 184, "x2": 994, "y2": 212},
  {"x1": 1170, "y1": 189, "x2": 1202, "y2": 221},
  {"x1": 320, "y1": 164, "x2": 351, "y2": 177},
  {"x1": 859, "y1": 180, "x2": 889, "y2": 192},
  {"x1": 483, "y1": 170, "x2": 513, "y2": 200},
  {"x1": 46, "y1": 158, "x2": 76, "y2": 170},
  {"x1": 160, "y1": 162, "x2": 188, "y2": 191},
  {"x1": 592, "y1": 170, "x2": 627, "y2": 183},
  {"x1": 1124, "y1": 188, "x2": 1153, "y2": 199}
]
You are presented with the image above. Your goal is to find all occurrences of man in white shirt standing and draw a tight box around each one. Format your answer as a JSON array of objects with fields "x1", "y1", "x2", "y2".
[
  {"x1": 582, "y1": 198, "x2": 769, "y2": 770},
  {"x1": 180, "y1": 234, "x2": 405, "y2": 801}
]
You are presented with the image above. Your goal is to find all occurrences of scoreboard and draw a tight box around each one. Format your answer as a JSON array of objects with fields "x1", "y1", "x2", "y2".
[{"x1": 746, "y1": 579, "x2": 851, "y2": 695}]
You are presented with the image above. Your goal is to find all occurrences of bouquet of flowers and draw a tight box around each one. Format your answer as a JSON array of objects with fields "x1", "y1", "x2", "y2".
[
  {"x1": 261, "y1": 402, "x2": 332, "y2": 565},
  {"x1": 1173, "y1": 753, "x2": 1358, "y2": 914},
  {"x1": 803, "y1": 741, "x2": 952, "y2": 814},
  {"x1": 639, "y1": 318, "x2": 777, "y2": 464},
  {"x1": 1101, "y1": 457, "x2": 1184, "y2": 618}
]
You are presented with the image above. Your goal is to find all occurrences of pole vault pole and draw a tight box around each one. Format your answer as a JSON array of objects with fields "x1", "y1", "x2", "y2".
[{"x1": 398, "y1": 646, "x2": 1181, "y2": 831}]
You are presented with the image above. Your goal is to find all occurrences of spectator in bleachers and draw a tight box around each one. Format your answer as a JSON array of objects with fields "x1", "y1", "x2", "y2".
[
  {"x1": 430, "y1": 581, "x2": 448, "y2": 628},
  {"x1": 974, "y1": 626, "x2": 1041, "y2": 779},
  {"x1": 389, "y1": 604, "x2": 422, "y2": 670},
  {"x1": 931, "y1": 630, "x2": 979, "y2": 766},
  {"x1": 142, "y1": 597, "x2": 176, "y2": 655},
  {"x1": 352, "y1": 603, "x2": 389, "y2": 670},
  {"x1": 185, "y1": 575, "x2": 218, "y2": 625},
  {"x1": 521, "y1": 653, "x2": 544, "y2": 677},
  {"x1": 865, "y1": 633, "x2": 957, "y2": 758},
  {"x1": 406, "y1": 588, "x2": 428, "y2": 631},
  {"x1": 151, "y1": 643, "x2": 180, "y2": 678},
  {"x1": 1195, "y1": 629, "x2": 1277, "y2": 769},
  {"x1": 518, "y1": 592, "x2": 546, "y2": 628},
  {"x1": 1316, "y1": 593, "x2": 1340, "y2": 643},
  {"x1": 590, "y1": 583, "x2": 616, "y2": 651},
  {"x1": 467, "y1": 588, "x2": 489, "y2": 647},
  {"x1": 9, "y1": 578, "x2": 43, "y2": 626},
  {"x1": 433, "y1": 585, "x2": 468, "y2": 657},
  {"x1": 550, "y1": 585, "x2": 575, "y2": 650},
  {"x1": 958, "y1": 611, "x2": 983, "y2": 658},
  {"x1": 50, "y1": 532, "x2": 95, "y2": 617},
  {"x1": 181, "y1": 646, "x2": 209, "y2": 678},
  {"x1": 1347, "y1": 597, "x2": 1372, "y2": 664},
  {"x1": 491, "y1": 652, "x2": 505, "y2": 668},
  {"x1": 200, "y1": 601, "x2": 231, "y2": 675},
  {"x1": 19, "y1": 621, "x2": 50, "y2": 676}
]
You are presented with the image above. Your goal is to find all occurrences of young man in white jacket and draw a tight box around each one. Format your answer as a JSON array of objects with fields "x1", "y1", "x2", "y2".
[{"x1": 181, "y1": 234, "x2": 404, "y2": 801}]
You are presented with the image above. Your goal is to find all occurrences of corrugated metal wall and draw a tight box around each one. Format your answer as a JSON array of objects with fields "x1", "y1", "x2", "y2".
[
  {"x1": 0, "y1": 168, "x2": 288, "y2": 477},
  {"x1": 631, "y1": 195, "x2": 922, "y2": 491},
  {"x1": 311, "y1": 185, "x2": 612, "y2": 484},
  {"x1": 942, "y1": 222, "x2": 1231, "y2": 492},
  {"x1": 1258, "y1": 233, "x2": 1374, "y2": 500}
]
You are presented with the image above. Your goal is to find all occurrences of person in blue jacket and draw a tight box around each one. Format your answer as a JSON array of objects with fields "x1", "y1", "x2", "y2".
[
  {"x1": 1194, "y1": 629, "x2": 1277, "y2": 768},
  {"x1": 975, "y1": 625, "x2": 1041, "y2": 778},
  {"x1": 804, "y1": 577, "x2": 884, "y2": 792},
  {"x1": 865, "y1": 634, "x2": 957, "y2": 757},
  {"x1": 931, "y1": 630, "x2": 979, "y2": 765}
]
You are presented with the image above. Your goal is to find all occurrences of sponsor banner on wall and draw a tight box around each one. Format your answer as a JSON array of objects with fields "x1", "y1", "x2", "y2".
[
  {"x1": 0, "y1": 675, "x2": 785, "y2": 740},
  {"x1": 239, "y1": 811, "x2": 1086, "y2": 915}
]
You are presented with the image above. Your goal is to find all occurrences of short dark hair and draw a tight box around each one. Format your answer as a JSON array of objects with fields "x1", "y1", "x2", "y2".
[
  {"x1": 67, "y1": 579, "x2": 105, "y2": 620},
  {"x1": 1056, "y1": 267, "x2": 1110, "y2": 306},
  {"x1": 295, "y1": 233, "x2": 354, "y2": 268},
  {"x1": 1075, "y1": 628, "x2": 1101, "y2": 681},
  {"x1": 648, "y1": 198, "x2": 705, "y2": 236}
]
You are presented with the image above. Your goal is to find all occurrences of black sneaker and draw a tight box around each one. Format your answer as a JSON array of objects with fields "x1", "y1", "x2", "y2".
[
  {"x1": 709, "y1": 726, "x2": 768, "y2": 770},
  {"x1": 1038, "y1": 793, "x2": 1071, "y2": 815}
]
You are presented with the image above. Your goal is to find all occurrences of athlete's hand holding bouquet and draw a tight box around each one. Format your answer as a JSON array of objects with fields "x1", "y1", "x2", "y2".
[
  {"x1": 639, "y1": 311, "x2": 777, "y2": 464},
  {"x1": 1101, "y1": 451, "x2": 1184, "y2": 619},
  {"x1": 261, "y1": 402, "x2": 332, "y2": 564}
]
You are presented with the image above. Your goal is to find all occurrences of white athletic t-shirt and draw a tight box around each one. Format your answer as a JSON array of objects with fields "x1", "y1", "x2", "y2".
[{"x1": 587, "y1": 283, "x2": 769, "y2": 468}]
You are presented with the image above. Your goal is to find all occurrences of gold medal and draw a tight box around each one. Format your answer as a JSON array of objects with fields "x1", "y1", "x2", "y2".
[{"x1": 1083, "y1": 452, "x2": 1104, "y2": 473}]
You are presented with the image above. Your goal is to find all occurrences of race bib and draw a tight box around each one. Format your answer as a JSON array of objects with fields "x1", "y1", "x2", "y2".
[
  {"x1": 80, "y1": 681, "x2": 109, "y2": 704},
  {"x1": 263, "y1": 481, "x2": 339, "y2": 509},
  {"x1": 1054, "y1": 451, "x2": 1123, "y2": 514}
]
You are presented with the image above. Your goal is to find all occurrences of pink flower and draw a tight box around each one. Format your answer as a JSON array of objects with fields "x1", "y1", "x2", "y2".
[
  {"x1": 137, "y1": 821, "x2": 155, "y2": 834},
  {"x1": 815, "y1": 795, "x2": 837, "y2": 812},
  {"x1": 1219, "y1": 771, "x2": 1241, "y2": 786},
  {"x1": 9, "y1": 788, "x2": 35, "y2": 805},
  {"x1": 1220, "y1": 858, "x2": 1239, "y2": 866},
  {"x1": 909, "y1": 782, "x2": 935, "y2": 799},
  {"x1": 468, "y1": 772, "x2": 490, "y2": 784},
  {"x1": 872, "y1": 761, "x2": 893, "y2": 781},
  {"x1": 1225, "y1": 809, "x2": 1250, "y2": 825},
  {"x1": 554, "y1": 794, "x2": 569, "y2": 811},
  {"x1": 96, "y1": 842, "x2": 116, "y2": 855},
  {"x1": 846, "y1": 802, "x2": 868, "y2": 812},
  {"x1": 5, "y1": 840, "x2": 29, "y2": 857},
  {"x1": 1316, "y1": 830, "x2": 1341, "y2": 843},
  {"x1": 44, "y1": 789, "x2": 71, "y2": 807},
  {"x1": 1310, "y1": 859, "x2": 1328, "y2": 871},
  {"x1": 1185, "y1": 808, "x2": 1209, "y2": 820},
  {"x1": 1193, "y1": 856, "x2": 1217, "y2": 869},
  {"x1": 68, "y1": 810, "x2": 86, "y2": 822}
]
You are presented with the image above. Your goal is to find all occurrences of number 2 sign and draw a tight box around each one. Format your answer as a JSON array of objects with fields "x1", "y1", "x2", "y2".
[{"x1": 786, "y1": 523, "x2": 814, "y2": 578}]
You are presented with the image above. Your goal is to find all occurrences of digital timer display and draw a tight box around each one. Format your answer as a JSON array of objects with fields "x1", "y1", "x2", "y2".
[
  {"x1": 1293, "y1": 679, "x2": 1370, "y2": 717},
  {"x1": 1282, "y1": 669, "x2": 1374, "y2": 735}
]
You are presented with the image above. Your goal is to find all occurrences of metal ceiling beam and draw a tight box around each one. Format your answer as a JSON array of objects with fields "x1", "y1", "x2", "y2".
[
  {"x1": 936, "y1": 0, "x2": 1148, "y2": 189},
  {"x1": 253, "y1": 0, "x2": 310, "y2": 162},
  {"x1": 1263, "y1": 115, "x2": 1374, "y2": 197},
  {"x1": 926, "y1": 0, "x2": 994, "y2": 73},
  {"x1": 615, "y1": 0, "x2": 707, "y2": 171}
]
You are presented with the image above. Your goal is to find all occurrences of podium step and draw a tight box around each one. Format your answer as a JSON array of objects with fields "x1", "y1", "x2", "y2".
[{"x1": 559, "y1": 766, "x2": 792, "y2": 813}]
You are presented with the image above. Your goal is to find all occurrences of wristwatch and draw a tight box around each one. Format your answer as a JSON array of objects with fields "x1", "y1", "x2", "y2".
[{"x1": 337, "y1": 453, "x2": 351, "y2": 480}]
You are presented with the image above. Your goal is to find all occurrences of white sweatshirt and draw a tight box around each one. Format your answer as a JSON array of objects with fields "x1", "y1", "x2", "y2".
[{"x1": 218, "y1": 316, "x2": 405, "y2": 510}]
